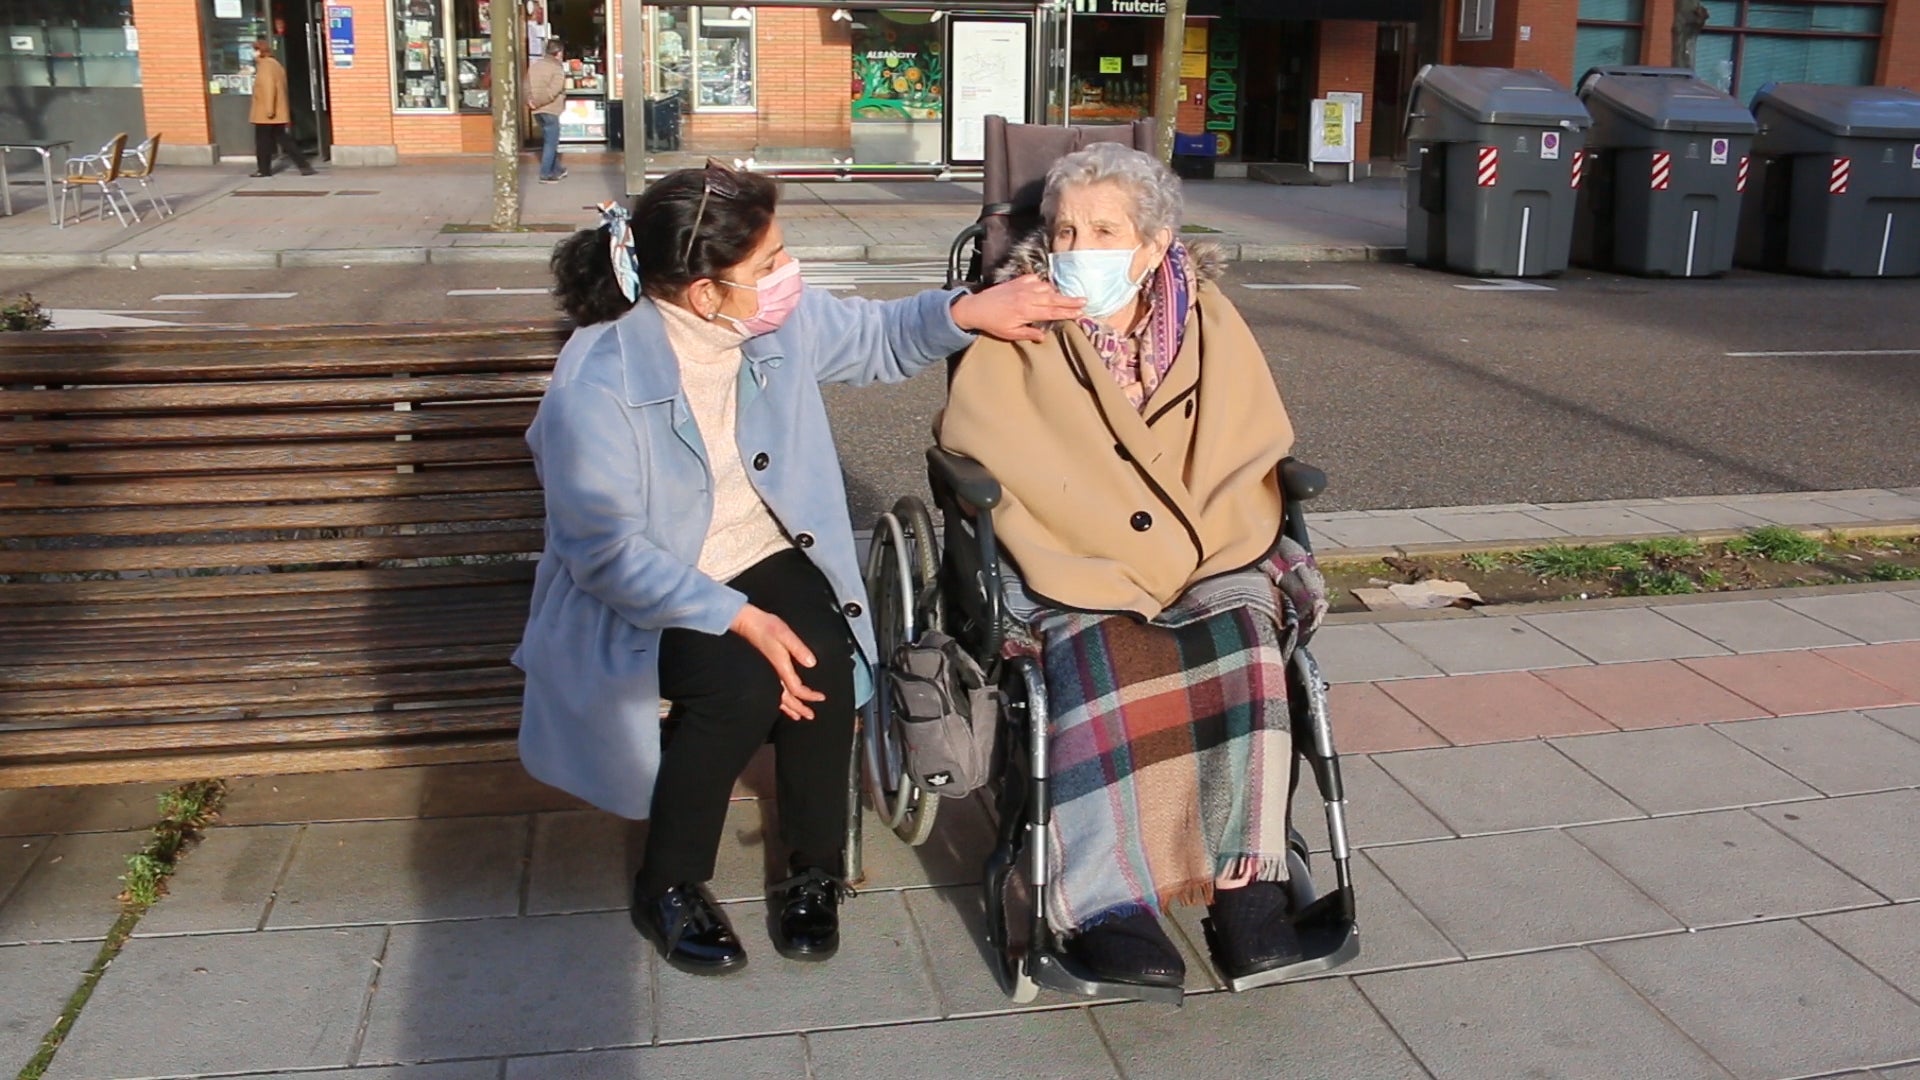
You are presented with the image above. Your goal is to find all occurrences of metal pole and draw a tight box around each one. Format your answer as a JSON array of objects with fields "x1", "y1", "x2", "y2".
[{"x1": 623, "y1": 0, "x2": 648, "y2": 195}]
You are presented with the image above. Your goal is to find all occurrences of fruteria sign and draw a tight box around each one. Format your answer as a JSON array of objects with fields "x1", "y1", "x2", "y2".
[{"x1": 1071, "y1": 0, "x2": 1168, "y2": 15}]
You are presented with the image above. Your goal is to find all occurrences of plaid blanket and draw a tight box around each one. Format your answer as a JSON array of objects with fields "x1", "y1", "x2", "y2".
[{"x1": 1030, "y1": 564, "x2": 1297, "y2": 934}]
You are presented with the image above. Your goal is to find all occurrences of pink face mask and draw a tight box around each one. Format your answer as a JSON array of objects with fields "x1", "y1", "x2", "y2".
[{"x1": 717, "y1": 259, "x2": 805, "y2": 338}]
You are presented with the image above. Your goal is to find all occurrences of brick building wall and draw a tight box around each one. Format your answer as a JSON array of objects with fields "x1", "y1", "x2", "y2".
[
  {"x1": 1880, "y1": 0, "x2": 1920, "y2": 88},
  {"x1": 330, "y1": 1, "x2": 401, "y2": 161},
  {"x1": 1314, "y1": 20, "x2": 1377, "y2": 162},
  {"x1": 134, "y1": 0, "x2": 213, "y2": 158}
]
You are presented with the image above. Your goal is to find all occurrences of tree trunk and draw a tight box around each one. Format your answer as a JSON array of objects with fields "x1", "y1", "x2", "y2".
[
  {"x1": 490, "y1": 0, "x2": 522, "y2": 231},
  {"x1": 1672, "y1": 0, "x2": 1709, "y2": 71},
  {"x1": 1151, "y1": 0, "x2": 1191, "y2": 162}
]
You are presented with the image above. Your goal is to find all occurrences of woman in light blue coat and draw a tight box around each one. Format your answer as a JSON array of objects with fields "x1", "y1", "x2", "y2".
[{"x1": 515, "y1": 162, "x2": 1081, "y2": 975}]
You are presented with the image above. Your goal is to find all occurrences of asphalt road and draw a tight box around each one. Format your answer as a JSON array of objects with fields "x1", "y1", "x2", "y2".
[{"x1": 3, "y1": 259, "x2": 1915, "y2": 519}]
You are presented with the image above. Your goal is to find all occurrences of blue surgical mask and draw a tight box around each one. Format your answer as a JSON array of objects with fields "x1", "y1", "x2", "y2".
[{"x1": 1048, "y1": 246, "x2": 1146, "y2": 319}]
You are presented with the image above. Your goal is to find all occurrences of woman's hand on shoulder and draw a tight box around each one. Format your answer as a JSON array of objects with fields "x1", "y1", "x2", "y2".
[{"x1": 951, "y1": 275, "x2": 1085, "y2": 343}]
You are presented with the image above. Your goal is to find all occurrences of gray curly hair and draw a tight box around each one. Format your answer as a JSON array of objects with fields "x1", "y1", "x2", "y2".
[{"x1": 1039, "y1": 141, "x2": 1184, "y2": 242}]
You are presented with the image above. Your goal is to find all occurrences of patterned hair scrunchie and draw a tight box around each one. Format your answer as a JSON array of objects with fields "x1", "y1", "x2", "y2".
[{"x1": 597, "y1": 200, "x2": 641, "y2": 301}]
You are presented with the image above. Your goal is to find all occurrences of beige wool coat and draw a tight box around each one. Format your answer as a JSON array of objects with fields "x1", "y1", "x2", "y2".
[
  {"x1": 249, "y1": 55, "x2": 291, "y2": 125},
  {"x1": 937, "y1": 258, "x2": 1294, "y2": 620}
]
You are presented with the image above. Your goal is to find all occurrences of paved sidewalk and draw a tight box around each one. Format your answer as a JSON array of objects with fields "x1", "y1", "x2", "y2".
[
  {"x1": 4, "y1": 574, "x2": 1919, "y2": 1079},
  {"x1": 0, "y1": 157, "x2": 1407, "y2": 270}
]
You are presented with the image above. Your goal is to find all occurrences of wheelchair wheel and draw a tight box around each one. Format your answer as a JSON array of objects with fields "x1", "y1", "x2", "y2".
[{"x1": 862, "y1": 502, "x2": 940, "y2": 847}]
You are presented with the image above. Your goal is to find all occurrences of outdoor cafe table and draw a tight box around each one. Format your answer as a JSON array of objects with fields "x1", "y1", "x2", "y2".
[{"x1": 0, "y1": 138, "x2": 74, "y2": 225}]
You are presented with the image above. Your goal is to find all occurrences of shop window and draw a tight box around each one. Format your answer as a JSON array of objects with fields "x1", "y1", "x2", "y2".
[
  {"x1": 1457, "y1": 0, "x2": 1495, "y2": 41},
  {"x1": 396, "y1": 0, "x2": 451, "y2": 110},
  {"x1": 1691, "y1": 1, "x2": 1882, "y2": 102},
  {"x1": 851, "y1": 11, "x2": 942, "y2": 121},
  {"x1": 203, "y1": 0, "x2": 268, "y2": 98},
  {"x1": 649, "y1": 5, "x2": 755, "y2": 112},
  {"x1": 1574, "y1": 0, "x2": 1642, "y2": 77},
  {"x1": 1069, "y1": 17, "x2": 1153, "y2": 123},
  {"x1": 453, "y1": 0, "x2": 494, "y2": 112},
  {"x1": 0, "y1": 0, "x2": 140, "y2": 88}
]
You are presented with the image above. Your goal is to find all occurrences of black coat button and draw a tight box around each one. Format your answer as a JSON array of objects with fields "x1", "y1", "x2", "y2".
[
  {"x1": 752, "y1": 452, "x2": 770, "y2": 471},
  {"x1": 842, "y1": 601, "x2": 863, "y2": 618},
  {"x1": 1130, "y1": 511, "x2": 1153, "y2": 531},
  {"x1": 795, "y1": 532, "x2": 815, "y2": 549}
]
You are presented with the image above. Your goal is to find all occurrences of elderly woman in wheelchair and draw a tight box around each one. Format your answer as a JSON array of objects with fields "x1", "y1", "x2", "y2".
[{"x1": 866, "y1": 140, "x2": 1357, "y2": 1002}]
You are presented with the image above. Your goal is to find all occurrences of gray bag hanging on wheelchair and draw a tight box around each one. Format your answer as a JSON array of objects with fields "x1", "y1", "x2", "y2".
[{"x1": 887, "y1": 631, "x2": 999, "y2": 798}]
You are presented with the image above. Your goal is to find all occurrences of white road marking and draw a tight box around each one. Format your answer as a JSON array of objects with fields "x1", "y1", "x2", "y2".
[
  {"x1": 1241, "y1": 283, "x2": 1361, "y2": 291},
  {"x1": 152, "y1": 292, "x2": 298, "y2": 301},
  {"x1": 47, "y1": 309, "x2": 194, "y2": 329},
  {"x1": 1725, "y1": 349, "x2": 1920, "y2": 358},
  {"x1": 802, "y1": 262, "x2": 949, "y2": 288},
  {"x1": 1455, "y1": 279, "x2": 1556, "y2": 292},
  {"x1": 448, "y1": 287, "x2": 550, "y2": 296}
]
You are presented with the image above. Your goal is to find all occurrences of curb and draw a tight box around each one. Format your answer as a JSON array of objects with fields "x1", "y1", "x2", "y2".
[
  {"x1": 1316, "y1": 519, "x2": 1920, "y2": 565},
  {"x1": 1323, "y1": 577, "x2": 1920, "y2": 627},
  {"x1": 0, "y1": 242, "x2": 1407, "y2": 271}
]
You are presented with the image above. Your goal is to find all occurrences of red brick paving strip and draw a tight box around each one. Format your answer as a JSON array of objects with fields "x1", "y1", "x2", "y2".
[
  {"x1": 1326, "y1": 683, "x2": 1449, "y2": 754},
  {"x1": 1338, "y1": 650, "x2": 1920, "y2": 754},
  {"x1": 1679, "y1": 652, "x2": 1913, "y2": 716},
  {"x1": 1813, "y1": 642, "x2": 1920, "y2": 701},
  {"x1": 1374, "y1": 671, "x2": 1614, "y2": 745},
  {"x1": 1535, "y1": 660, "x2": 1772, "y2": 730}
]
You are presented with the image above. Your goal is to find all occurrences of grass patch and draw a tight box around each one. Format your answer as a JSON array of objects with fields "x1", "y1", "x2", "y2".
[
  {"x1": 1521, "y1": 544, "x2": 1645, "y2": 580},
  {"x1": 1462, "y1": 551, "x2": 1505, "y2": 573},
  {"x1": 1180, "y1": 224, "x2": 1223, "y2": 234},
  {"x1": 1725, "y1": 525, "x2": 1823, "y2": 564},
  {"x1": 1866, "y1": 563, "x2": 1920, "y2": 582},
  {"x1": 1633, "y1": 536, "x2": 1705, "y2": 559},
  {"x1": 15, "y1": 780, "x2": 227, "y2": 1080},
  {"x1": 1623, "y1": 569, "x2": 1699, "y2": 596}
]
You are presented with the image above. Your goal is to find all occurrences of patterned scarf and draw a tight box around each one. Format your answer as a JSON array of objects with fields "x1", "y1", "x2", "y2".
[{"x1": 1075, "y1": 241, "x2": 1197, "y2": 412}]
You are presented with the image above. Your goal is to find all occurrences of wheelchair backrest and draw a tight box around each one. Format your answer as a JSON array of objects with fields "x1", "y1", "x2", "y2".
[{"x1": 977, "y1": 115, "x2": 1156, "y2": 276}]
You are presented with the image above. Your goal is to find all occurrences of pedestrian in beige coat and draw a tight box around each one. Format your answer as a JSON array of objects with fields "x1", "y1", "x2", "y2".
[{"x1": 249, "y1": 38, "x2": 313, "y2": 177}]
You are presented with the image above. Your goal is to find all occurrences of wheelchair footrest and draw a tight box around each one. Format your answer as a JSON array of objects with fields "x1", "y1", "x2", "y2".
[
  {"x1": 1029, "y1": 950, "x2": 1187, "y2": 1007},
  {"x1": 1202, "y1": 889, "x2": 1361, "y2": 994}
]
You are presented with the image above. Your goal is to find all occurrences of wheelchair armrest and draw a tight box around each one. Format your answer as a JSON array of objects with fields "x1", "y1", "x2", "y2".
[
  {"x1": 1280, "y1": 458, "x2": 1328, "y2": 503},
  {"x1": 927, "y1": 447, "x2": 1002, "y2": 511}
]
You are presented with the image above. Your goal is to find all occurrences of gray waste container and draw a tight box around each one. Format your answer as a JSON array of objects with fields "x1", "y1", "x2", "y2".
[
  {"x1": 1737, "y1": 83, "x2": 1920, "y2": 277},
  {"x1": 1573, "y1": 66, "x2": 1757, "y2": 277},
  {"x1": 1405, "y1": 65, "x2": 1592, "y2": 277}
]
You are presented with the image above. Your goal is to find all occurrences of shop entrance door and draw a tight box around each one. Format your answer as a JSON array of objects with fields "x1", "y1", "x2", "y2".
[
  {"x1": 1236, "y1": 19, "x2": 1313, "y2": 163},
  {"x1": 283, "y1": 0, "x2": 334, "y2": 160},
  {"x1": 1368, "y1": 21, "x2": 1420, "y2": 162}
]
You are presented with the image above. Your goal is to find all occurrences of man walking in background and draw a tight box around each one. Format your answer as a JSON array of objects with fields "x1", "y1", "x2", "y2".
[
  {"x1": 249, "y1": 37, "x2": 314, "y2": 178},
  {"x1": 527, "y1": 40, "x2": 569, "y2": 184}
]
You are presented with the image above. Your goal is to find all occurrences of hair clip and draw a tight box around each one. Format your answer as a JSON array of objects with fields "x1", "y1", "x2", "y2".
[{"x1": 596, "y1": 200, "x2": 641, "y2": 301}]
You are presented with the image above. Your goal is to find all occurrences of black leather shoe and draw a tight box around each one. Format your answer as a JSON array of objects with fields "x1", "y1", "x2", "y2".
[
  {"x1": 631, "y1": 879, "x2": 746, "y2": 975},
  {"x1": 770, "y1": 866, "x2": 854, "y2": 961},
  {"x1": 1063, "y1": 910, "x2": 1185, "y2": 988},
  {"x1": 1205, "y1": 881, "x2": 1303, "y2": 980}
]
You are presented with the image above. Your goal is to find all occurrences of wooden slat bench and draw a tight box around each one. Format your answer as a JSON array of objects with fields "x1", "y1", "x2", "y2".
[{"x1": 0, "y1": 322, "x2": 568, "y2": 787}]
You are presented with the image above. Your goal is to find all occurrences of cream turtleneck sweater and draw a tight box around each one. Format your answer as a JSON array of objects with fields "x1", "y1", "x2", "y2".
[{"x1": 656, "y1": 301, "x2": 792, "y2": 584}]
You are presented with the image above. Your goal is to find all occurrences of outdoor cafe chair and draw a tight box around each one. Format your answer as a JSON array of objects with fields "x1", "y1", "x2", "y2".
[{"x1": 58, "y1": 132, "x2": 140, "y2": 228}]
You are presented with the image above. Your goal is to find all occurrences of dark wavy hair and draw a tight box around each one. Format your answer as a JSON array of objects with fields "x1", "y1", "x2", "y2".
[{"x1": 550, "y1": 165, "x2": 780, "y2": 326}]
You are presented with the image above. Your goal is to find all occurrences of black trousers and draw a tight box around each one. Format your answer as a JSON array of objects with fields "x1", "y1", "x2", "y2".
[
  {"x1": 640, "y1": 548, "x2": 857, "y2": 896},
  {"x1": 253, "y1": 123, "x2": 311, "y2": 175}
]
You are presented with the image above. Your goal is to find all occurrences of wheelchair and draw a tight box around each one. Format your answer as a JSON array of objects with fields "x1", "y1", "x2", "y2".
[{"x1": 858, "y1": 117, "x2": 1361, "y2": 1007}]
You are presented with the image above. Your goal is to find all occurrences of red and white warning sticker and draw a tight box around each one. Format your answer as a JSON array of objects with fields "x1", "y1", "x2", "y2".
[
  {"x1": 1830, "y1": 156, "x2": 1851, "y2": 194},
  {"x1": 1571, "y1": 149, "x2": 1586, "y2": 189},
  {"x1": 1651, "y1": 150, "x2": 1672, "y2": 191},
  {"x1": 1477, "y1": 146, "x2": 1499, "y2": 187},
  {"x1": 1736, "y1": 154, "x2": 1750, "y2": 193}
]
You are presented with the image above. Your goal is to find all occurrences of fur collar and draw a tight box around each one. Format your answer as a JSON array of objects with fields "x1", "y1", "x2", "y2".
[{"x1": 987, "y1": 228, "x2": 1226, "y2": 287}]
